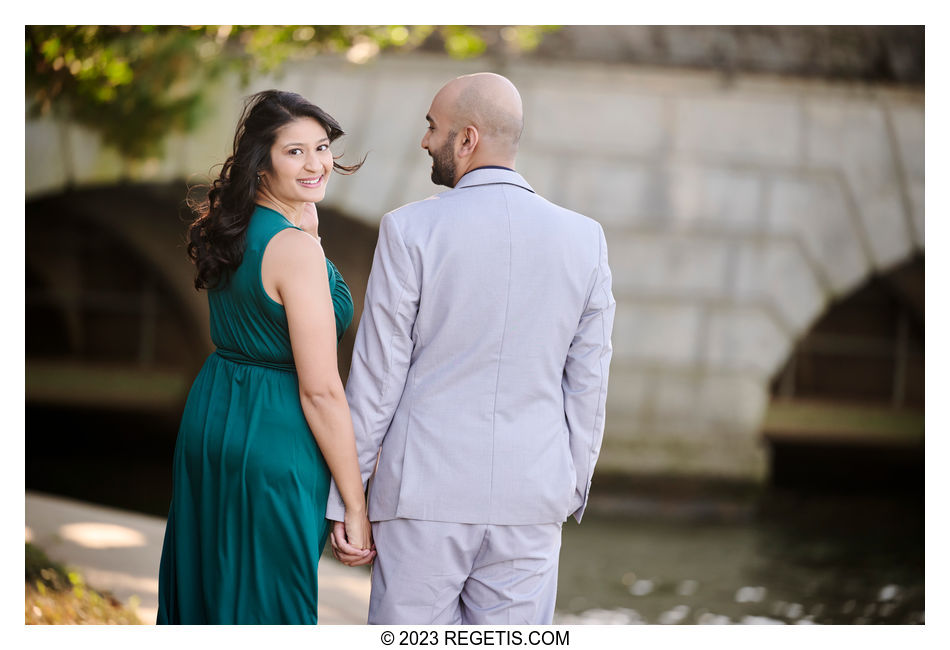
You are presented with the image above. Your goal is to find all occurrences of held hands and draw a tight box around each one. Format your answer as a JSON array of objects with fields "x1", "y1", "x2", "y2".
[
  {"x1": 329, "y1": 510, "x2": 375, "y2": 567},
  {"x1": 299, "y1": 201, "x2": 320, "y2": 240}
]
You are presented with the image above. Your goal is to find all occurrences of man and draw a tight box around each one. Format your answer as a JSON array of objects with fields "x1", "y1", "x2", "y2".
[{"x1": 326, "y1": 72, "x2": 615, "y2": 624}]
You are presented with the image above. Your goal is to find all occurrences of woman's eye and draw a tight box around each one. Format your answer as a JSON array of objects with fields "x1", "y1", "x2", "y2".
[
  {"x1": 317, "y1": 144, "x2": 329, "y2": 152},
  {"x1": 289, "y1": 148, "x2": 303, "y2": 155}
]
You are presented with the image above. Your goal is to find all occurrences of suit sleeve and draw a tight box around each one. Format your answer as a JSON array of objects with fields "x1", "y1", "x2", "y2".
[
  {"x1": 563, "y1": 225, "x2": 615, "y2": 523},
  {"x1": 326, "y1": 212, "x2": 419, "y2": 521}
]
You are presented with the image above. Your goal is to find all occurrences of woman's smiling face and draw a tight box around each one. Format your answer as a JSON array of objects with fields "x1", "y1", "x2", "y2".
[{"x1": 260, "y1": 117, "x2": 333, "y2": 205}]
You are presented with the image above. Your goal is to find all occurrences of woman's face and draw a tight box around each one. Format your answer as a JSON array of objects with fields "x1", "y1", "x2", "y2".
[{"x1": 260, "y1": 117, "x2": 333, "y2": 205}]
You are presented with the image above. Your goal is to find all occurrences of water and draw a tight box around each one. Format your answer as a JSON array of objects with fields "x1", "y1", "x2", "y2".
[
  {"x1": 27, "y1": 405, "x2": 924, "y2": 625},
  {"x1": 554, "y1": 491, "x2": 924, "y2": 624}
]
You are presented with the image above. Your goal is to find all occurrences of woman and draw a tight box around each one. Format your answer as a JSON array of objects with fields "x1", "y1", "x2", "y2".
[{"x1": 157, "y1": 90, "x2": 373, "y2": 624}]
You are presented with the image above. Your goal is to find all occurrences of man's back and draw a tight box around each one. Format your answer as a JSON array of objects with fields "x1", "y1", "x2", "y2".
[
  {"x1": 347, "y1": 168, "x2": 614, "y2": 525},
  {"x1": 326, "y1": 73, "x2": 615, "y2": 625}
]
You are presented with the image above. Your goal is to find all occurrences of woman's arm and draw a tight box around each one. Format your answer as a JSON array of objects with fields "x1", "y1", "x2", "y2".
[{"x1": 262, "y1": 227, "x2": 372, "y2": 552}]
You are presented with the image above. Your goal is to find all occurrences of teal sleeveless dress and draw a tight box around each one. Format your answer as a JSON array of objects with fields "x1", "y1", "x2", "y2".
[{"x1": 157, "y1": 205, "x2": 354, "y2": 624}]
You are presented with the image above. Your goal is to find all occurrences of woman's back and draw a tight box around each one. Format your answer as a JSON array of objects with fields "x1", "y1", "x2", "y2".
[
  {"x1": 158, "y1": 204, "x2": 354, "y2": 624},
  {"x1": 159, "y1": 88, "x2": 369, "y2": 624},
  {"x1": 209, "y1": 205, "x2": 352, "y2": 365}
]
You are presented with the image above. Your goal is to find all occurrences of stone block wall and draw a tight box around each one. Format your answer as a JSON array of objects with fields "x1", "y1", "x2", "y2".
[{"x1": 26, "y1": 53, "x2": 924, "y2": 483}]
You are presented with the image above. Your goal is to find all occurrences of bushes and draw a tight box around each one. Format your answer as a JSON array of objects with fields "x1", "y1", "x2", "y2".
[{"x1": 25, "y1": 542, "x2": 142, "y2": 625}]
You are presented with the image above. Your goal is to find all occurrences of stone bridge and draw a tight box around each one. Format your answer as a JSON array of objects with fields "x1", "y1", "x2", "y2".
[{"x1": 26, "y1": 52, "x2": 924, "y2": 483}]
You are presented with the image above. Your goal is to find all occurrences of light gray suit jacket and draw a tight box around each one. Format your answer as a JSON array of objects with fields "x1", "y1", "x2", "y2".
[{"x1": 326, "y1": 168, "x2": 615, "y2": 525}]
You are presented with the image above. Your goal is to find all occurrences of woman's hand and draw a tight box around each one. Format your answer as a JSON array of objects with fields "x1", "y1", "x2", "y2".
[
  {"x1": 298, "y1": 201, "x2": 319, "y2": 240},
  {"x1": 330, "y1": 514, "x2": 375, "y2": 566},
  {"x1": 344, "y1": 507, "x2": 373, "y2": 551}
]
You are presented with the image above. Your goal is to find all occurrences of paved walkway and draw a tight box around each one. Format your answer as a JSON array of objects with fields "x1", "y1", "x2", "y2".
[{"x1": 24, "y1": 491, "x2": 371, "y2": 624}]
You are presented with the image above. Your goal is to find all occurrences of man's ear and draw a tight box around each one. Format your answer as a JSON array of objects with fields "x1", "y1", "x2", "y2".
[{"x1": 457, "y1": 125, "x2": 479, "y2": 158}]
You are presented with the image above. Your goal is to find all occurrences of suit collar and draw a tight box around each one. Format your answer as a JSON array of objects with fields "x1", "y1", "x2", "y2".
[{"x1": 454, "y1": 167, "x2": 535, "y2": 194}]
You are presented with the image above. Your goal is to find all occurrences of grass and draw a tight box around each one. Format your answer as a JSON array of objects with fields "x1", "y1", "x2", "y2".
[{"x1": 25, "y1": 542, "x2": 142, "y2": 625}]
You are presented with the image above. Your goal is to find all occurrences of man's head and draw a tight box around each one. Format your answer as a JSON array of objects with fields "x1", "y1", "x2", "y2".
[{"x1": 421, "y1": 72, "x2": 524, "y2": 187}]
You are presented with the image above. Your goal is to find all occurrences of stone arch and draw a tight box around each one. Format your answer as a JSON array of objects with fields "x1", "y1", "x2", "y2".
[
  {"x1": 25, "y1": 180, "x2": 379, "y2": 514},
  {"x1": 761, "y1": 252, "x2": 924, "y2": 490},
  {"x1": 27, "y1": 183, "x2": 207, "y2": 355},
  {"x1": 26, "y1": 185, "x2": 204, "y2": 412},
  {"x1": 593, "y1": 83, "x2": 923, "y2": 484},
  {"x1": 25, "y1": 181, "x2": 380, "y2": 411}
]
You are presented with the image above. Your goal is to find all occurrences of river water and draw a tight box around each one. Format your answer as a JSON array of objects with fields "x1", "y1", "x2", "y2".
[
  {"x1": 26, "y1": 405, "x2": 925, "y2": 625},
  {"x1": 554, "y1": 490, "x2": 924, "y2": 625}
]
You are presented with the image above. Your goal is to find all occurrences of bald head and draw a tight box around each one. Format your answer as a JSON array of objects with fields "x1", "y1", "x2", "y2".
[
  {"x1": 439, "y1": 72, "x2": 524, "y2": 155},
  {"x1": 422, "y1": 72, "x2": 525, "y2": 186}
]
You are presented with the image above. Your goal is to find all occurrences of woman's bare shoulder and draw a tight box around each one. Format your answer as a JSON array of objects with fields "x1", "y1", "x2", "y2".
[{"x1": 266, "y1": 226, "x2": 324, "y2": 261}]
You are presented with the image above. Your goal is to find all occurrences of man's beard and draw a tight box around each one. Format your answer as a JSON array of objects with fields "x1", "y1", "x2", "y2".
[{"x1": 429, "y1": 133, "x2": 457, "y2": 187}]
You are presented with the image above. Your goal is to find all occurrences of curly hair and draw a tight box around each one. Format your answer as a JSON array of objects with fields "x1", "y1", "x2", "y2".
[{"x1": 187, "y1": 90, "x2": 362, "y2": 290}]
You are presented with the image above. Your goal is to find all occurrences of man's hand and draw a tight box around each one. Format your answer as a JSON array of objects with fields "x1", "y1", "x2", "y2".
[
  {"x1": 299, "y1": 201, "x2": 320, "y2": 240},
  {"x1": 329, "y1": 520, "x2": 376, "y2": 566}
]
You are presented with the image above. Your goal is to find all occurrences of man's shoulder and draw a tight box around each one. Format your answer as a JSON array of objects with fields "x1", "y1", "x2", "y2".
[
  {"x1": 382, "y1": 181, "x2": 604, "y2": 238},
  {"x1": 384, "y1": 190, "x2": 450, "y2": 222},
  {"x1": 529, "y1": 193, "x2": 604, "y2": 234}
]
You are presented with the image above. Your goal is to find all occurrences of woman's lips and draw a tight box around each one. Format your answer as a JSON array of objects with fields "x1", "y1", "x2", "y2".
[{"x1": 298, "y1": 175, "x2": 323, "y2": 187}]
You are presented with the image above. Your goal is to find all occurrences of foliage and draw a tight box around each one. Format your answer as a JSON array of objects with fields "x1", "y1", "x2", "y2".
[
  {"x1": 26, "y1": 25, "x2": 557, "y2": 159},
  {"x1": 25, "y1": 542, "x2": 143, "y2": 624}
]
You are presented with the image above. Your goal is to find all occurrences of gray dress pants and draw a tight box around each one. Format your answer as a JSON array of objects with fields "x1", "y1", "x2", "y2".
[{"x1": 368, "y1": 518, "x2": 563, "y2": 624}]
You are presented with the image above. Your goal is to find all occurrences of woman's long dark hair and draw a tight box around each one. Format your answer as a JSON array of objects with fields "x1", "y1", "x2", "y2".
[{"x1": 187, "y1": 90, "x2": 362, "y2": 290}]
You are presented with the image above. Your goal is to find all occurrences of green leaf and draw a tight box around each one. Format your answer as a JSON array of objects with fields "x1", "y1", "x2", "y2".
[{"x1": 25, "y1": 26, "x2": 559, "y2": 160}]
